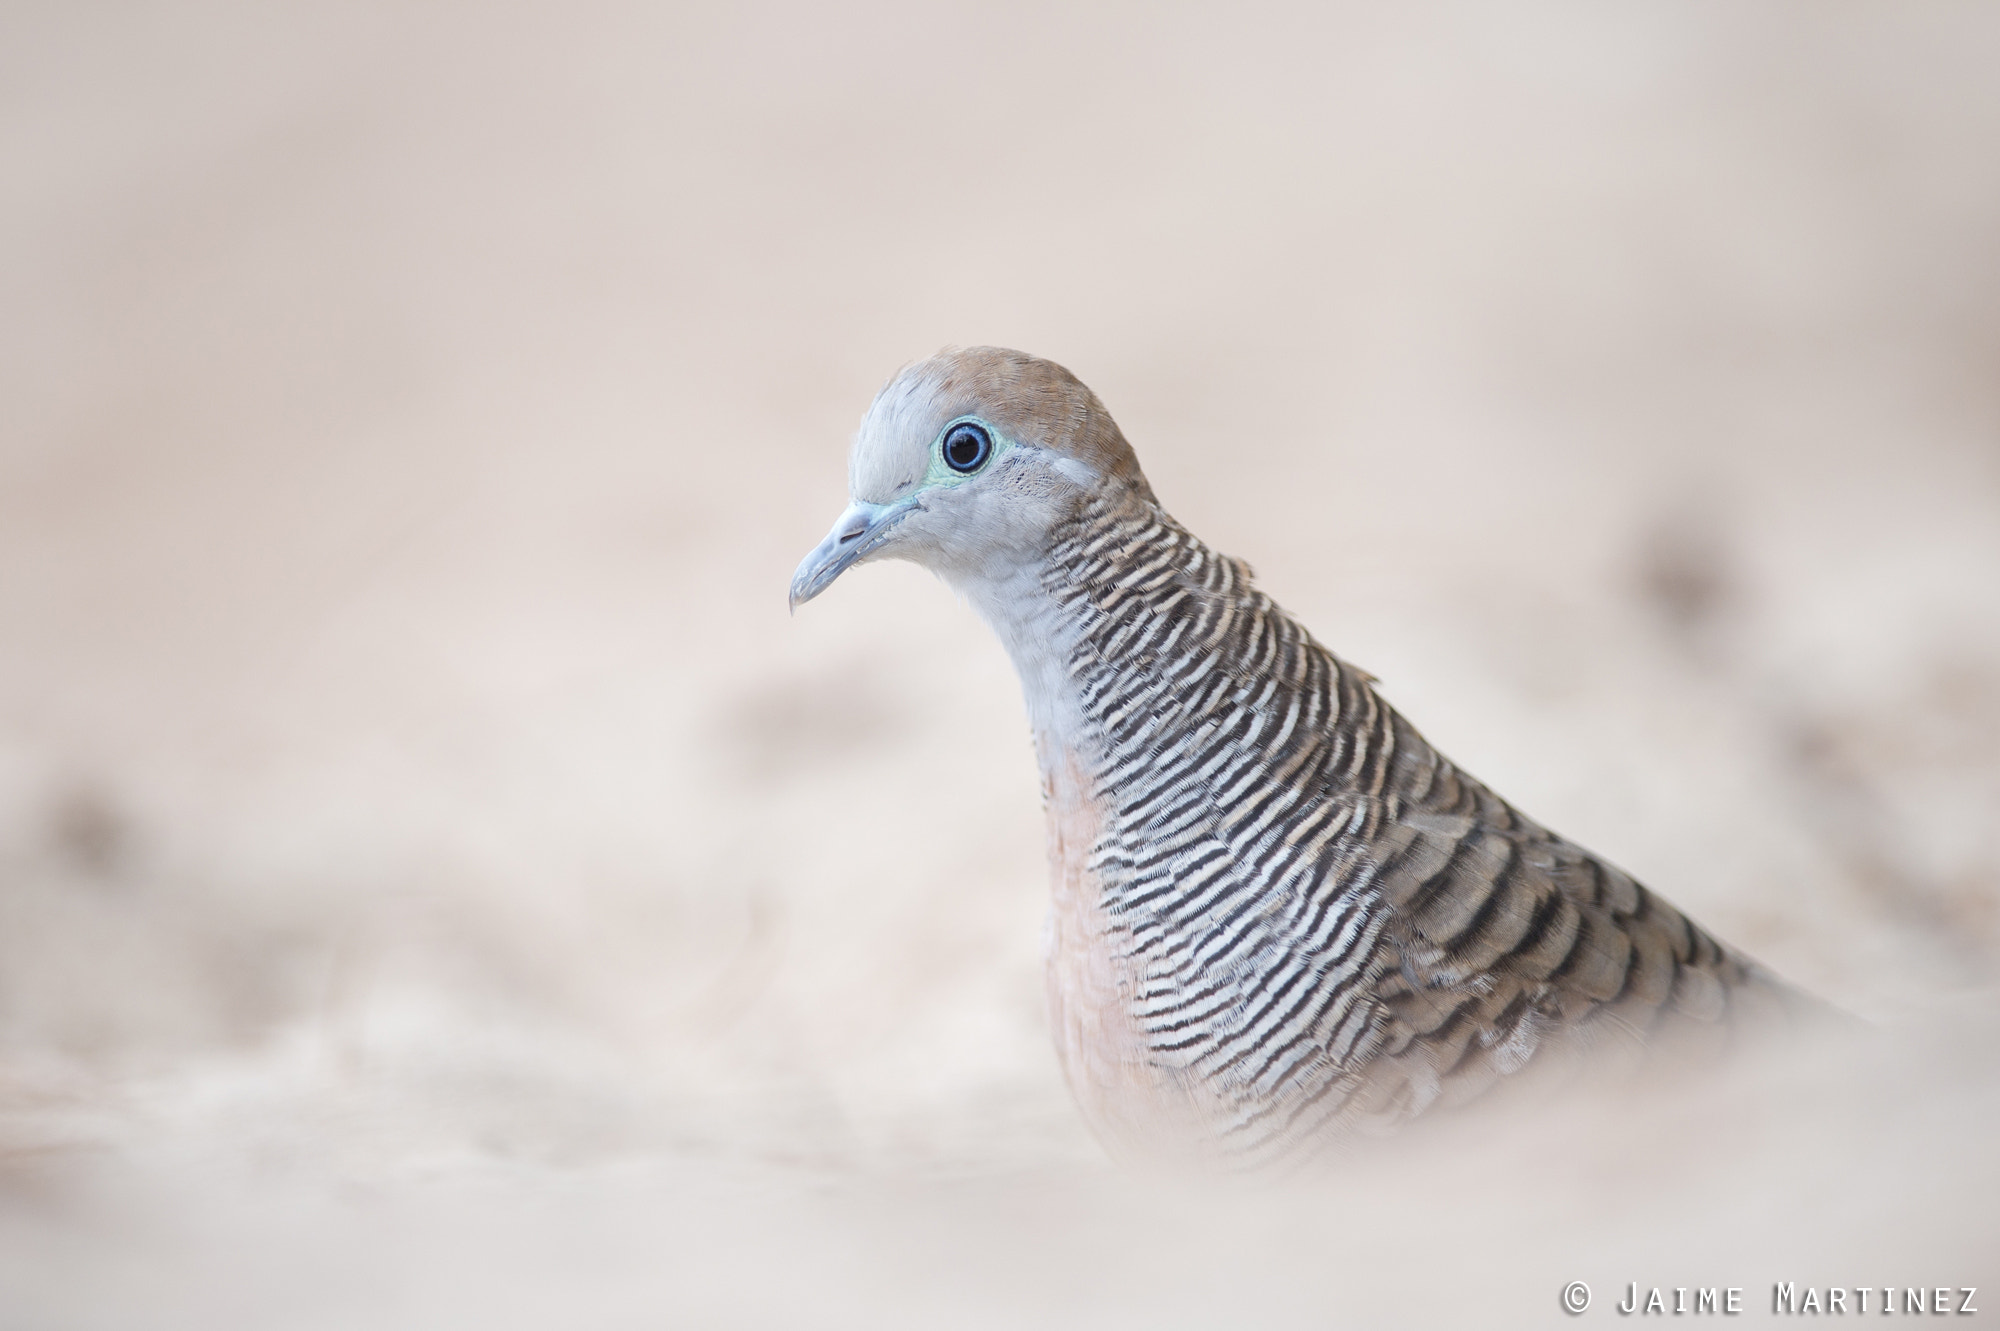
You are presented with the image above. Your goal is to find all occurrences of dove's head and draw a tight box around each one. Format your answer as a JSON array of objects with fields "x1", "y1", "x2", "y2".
[{"x1": 789, "y1": 347, "x2": 1154, "y2": 610}]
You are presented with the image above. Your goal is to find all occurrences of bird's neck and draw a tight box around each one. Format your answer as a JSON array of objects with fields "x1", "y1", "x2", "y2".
[
  {"x1": 957, "y1": 545, "x2": 1091, "y2": 768},
  {"x1": 962, "y1": 491, "x2": 1247, "y2": 780}
]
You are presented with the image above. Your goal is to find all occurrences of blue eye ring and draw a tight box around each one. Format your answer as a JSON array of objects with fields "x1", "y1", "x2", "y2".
[{"x1": 941, "y1": 421, "x2": 993, "y2": 474}]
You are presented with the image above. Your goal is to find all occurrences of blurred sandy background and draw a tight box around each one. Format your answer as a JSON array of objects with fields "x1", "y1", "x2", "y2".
[{"x1": 2, "y1": 1, "x2": 1998, "y2": 1326}]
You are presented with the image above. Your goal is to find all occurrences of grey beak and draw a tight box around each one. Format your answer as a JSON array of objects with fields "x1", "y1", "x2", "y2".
[{"x1": 788, "y1": 499, "x2": 912, "y2": 611}]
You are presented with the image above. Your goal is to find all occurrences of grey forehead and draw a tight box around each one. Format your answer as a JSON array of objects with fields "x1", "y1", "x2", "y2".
[
  {"x1": 848, "y1": 366, "x2": 955, "y2": 501},
  {"x1": 845, "y1": 355, "x2": 1104, "y2": 502}
]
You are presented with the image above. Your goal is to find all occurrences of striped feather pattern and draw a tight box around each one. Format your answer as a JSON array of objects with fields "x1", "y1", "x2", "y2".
[{"x1": 1040, "y1": 487, "x2": 1794, "y2": 1164}]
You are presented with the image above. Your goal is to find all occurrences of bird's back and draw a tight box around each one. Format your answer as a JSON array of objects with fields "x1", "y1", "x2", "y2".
[{"x1": 1039, "y1": 488, "x2": 1807, "y2": 1164}]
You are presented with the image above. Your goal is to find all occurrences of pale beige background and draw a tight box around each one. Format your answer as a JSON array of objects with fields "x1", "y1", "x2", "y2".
[{"x1": 1, "y1": 2, "x2": 1997, "y2": 1327}]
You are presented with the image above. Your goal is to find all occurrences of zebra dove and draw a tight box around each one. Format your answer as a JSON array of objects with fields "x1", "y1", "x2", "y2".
[{"x1": 790, "y1": 347, "x2": 1813, "y2": 1165}]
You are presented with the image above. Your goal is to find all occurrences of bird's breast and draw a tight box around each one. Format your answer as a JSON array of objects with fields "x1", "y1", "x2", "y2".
[{"x1": 1039, "y1": 742, "x2": 1209, "y2": 1158}]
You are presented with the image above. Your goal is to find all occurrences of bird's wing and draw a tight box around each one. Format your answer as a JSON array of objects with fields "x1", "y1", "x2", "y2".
[{"x1": 1349, "y1": 783, "x2": 1805, "y2": 1121}]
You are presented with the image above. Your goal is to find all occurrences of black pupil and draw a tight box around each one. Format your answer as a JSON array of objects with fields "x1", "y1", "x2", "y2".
[{"x1": 943, "y1": 423, "x2": 990, "y2": 473}]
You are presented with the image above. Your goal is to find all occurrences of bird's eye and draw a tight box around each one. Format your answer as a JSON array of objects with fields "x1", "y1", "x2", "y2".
[{"x1": 941, "y1": 422, "x2": 992, "y2": 474}]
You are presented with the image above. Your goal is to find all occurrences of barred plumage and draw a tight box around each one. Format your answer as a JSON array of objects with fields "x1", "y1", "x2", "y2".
[
  {"x1": 792, "y1": 346, "x2": 1816, "y2": 1165},
  {"x1": 1038, "y1": 491, "x2": 1791, "y2": 1162}
]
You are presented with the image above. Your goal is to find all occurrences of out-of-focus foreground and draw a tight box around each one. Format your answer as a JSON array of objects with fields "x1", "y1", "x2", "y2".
[{"x1": 2, "y1": 3, "x2": 1998, "y2": 1326}]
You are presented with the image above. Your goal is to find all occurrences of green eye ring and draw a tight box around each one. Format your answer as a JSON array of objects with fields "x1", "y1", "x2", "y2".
[
  {"x1": 922, "y1": 415, "x2": 1010, "y2": 490},
  {"x1": 940, "y1": 420, "x2": 993, "y2": 474}
]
